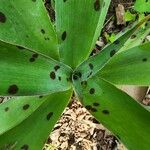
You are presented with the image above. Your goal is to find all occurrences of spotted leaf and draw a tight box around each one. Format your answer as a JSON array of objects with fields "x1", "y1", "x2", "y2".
[
  {"x1": 99, "y1": 42, "x2": 150, "y2": 85},
  {"x1": 120, "y1": 21, "x2": 150, "y2": 52},
  {"x1": 73, "y1": 76, "x2": 150, "y2": 150},
  {"x1": 0, "y1": 89, "x2": 72, "y2": 150},
  {"x1": 0, "y1": 0, "x2": 59, "y2": 59},
  {"x1": 0, "y1": 96, "x2": 45, "y2": 135},
  {"x1": 74, "y1": 16, "x2": 150, "y2": 81},
  {"x1": 55, "y1": 0, "x2": 111, "y2": 68},
  {"x1": 0, "y1": 41, "x2": 72, "y2": 96}
]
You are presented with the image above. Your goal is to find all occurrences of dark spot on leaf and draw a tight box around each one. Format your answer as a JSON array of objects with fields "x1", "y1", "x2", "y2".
[
  {"x1": 94, "y1": 0, "x2": 100, "y2": 11},
  {"x1": 81, "y1": 81, "x2": 87, "y2": 86},
  {"x1": 145, "y1": 23, "x2": 148, "y2": 26},
  {"x1": 89, "y1": 63, "x2": 94, "y2": 70},
  {"x1": 131, "y1": 34, "x2": 136, "y2": 39},
  {"x1": 41, "y1": 29, "x2": 45, "y2": 34},
  {"x1": 89, "y1": 88, "x2": 95, "y2": 94},
  {"x1": 21, "y1": 144, "x2": 29, "y2": 150},
  {"x1": 91, "y1": 107, "x2": 97, "y2": 112},
  {"x1": 39, "y1": 95, "x2": 43, "y2": 98},
  {"x1": 63, "y1": 0, "x2": 67, "y2": 2},
  {"x1": 93, "y1": 102, "x2": 100, "y2": 107},
  {"x1": 50, "y1": 71, "x2": 56, "y2": 80},
  {"x1": 142, "y1": 39, "x2": 146, "y2": 43},
  {"x1": 47, "y1": 112, "x2": 53, "y2": 120},
  {"x1": 62, "y1": 31, "x2": 67, "y2": 41},
  {"x1": 8, "y1": 84, "x2": 18, "y2": 95},
  {"x1": 73, "y1": 72, "x2": 82, "y2": 80},
  {"x1": 58, "y1": 76, "x2": 61, "y2": 81},
  {"x1": 5, "y1": 107, "x2": 9, "y2": 112},
  {"x1": 78, "y1": 72, "x2": 82, "y2": 78},
  {"x1": 23, "y1": 104, "x2": 30, "y2": 110},
  {"x1": 85, "y1": 105, "x2": 92, "y2": 110},
  {"x1": 32, "y1": 0, "x2": 36, "y2": 2},
  {"x1": 73, "y1": 74, "x2": 78, "y2": 80},
  {"x1": 66, "y1": 77, "x2": 70, "y2": 82},
  {"x1": 32, "y1": 53, "x2": 38, "y2": 58},
  {"x1": 54, "y1": 65, "x2": 60, "y2": 71},
  {"x1": 110, "y1": 50, "x2": 116, "y2": 57},
  {"x1": 102, "y1": 110, "x2": 110, "y2": 115},
  {"x1": 16, "y1": 46, "x2": 25, "y2": 50},
  {"x1": 29, "y1": 57, "x2": 35, "y2": 62},
  {"x1": 73, "y1": 75, "x2": 78, "y2": 81},
  {"x1": 44, "y1": 37, "x2": 50, "y2": 40},
  {"x1": 114, "y1": 40, "x2": 120, "y2": 44},
  {"x1": 142, "y1": 58, "x2": 147, "y2": 62},
  {"x1": 0, "y1": 12, "x2": 6, "y2": 23}
]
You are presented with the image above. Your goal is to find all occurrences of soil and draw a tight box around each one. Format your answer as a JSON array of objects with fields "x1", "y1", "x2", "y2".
[{"x1": 44, "y1": 98, "x2": 125, "y2": 150}]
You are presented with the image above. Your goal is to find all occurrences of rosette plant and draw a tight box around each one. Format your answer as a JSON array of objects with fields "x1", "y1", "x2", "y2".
[{"x1": 0, "y1": 0, "x2": 150, "y2": 150}]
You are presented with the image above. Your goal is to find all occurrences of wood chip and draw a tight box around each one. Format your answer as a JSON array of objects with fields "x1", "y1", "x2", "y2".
[
  {"x1": 46, "y1": 98, "x2": 124, "y2": 150},
  {"x1": 115, "y1": 4, "x2": 125, "y2": 25}
]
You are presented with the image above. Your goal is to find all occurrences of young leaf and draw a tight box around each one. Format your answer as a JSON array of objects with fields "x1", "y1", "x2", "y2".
[
  {"x1": 0, "y1": 41, "x2": 72, "y2": 96},
  {"x1": 0, "y1": 96, "x2": 44, "y2": 135},
  {"x1": 55, "y1": 0, "x2": 111, "y2": 68},
  {"x1": 124, "y1": 10, "x2": 136, "y2": 22},
  {"x1": 0, "y1": 89, "x2": 72, "y2": 150},
  {"x1": 0, "y1": 0, "x2": 59, "y2": 59},
  {"x1": 74, "y1": 16, "x2": 150, "y2": 81},
  {"x1": 104, "y1": 32, "x2": 116, "y2": 43},
  {"x1": 134, "y1": 0, "x2": 150, "y2": 13},
  {"x1": 73, "y1": 76, "x2": 150, "y2": 150},
  {"x1": 99, "y1": 42, "x2": 150, "y2": 85}
]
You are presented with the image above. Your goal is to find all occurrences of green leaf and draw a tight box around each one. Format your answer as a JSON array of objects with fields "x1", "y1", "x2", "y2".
[
  {"x1": 120, "y1": 22, "x2": 150, "y2": 52},
  {"x1": 0, "y1": 96, "x2": 44, "y2": 135},
  {"x1": 99, "y1": 42, "x2": 150, "y2": 86},
  {"x1": 124, "y1": 10, "x2": 136, "y2": 22},
  {"x1": 0, "y1": 0, "x2": 59, "y2": 59},
  {"x1": 104, "y1": 32, "x2": 116, "y2": 43},
  {"x1": 134, "y1": 0, "x2": 150, "y2": 13},
  {"x1": 73, "y1": 76, "x2": 150, "y2": 150},
  {"x1": 0, "y1": 41, "x2": 72, "y2": 96},
  {"x1": 74, "y1": 16, "x2": 150, "y2": 81},
  {"x1": 0, "y1": 89, "x2": 72, "y2": 150},
  {"x1": 138, "y1": 13, "x2": 147, "y2": 29},
  {"x1": 55, "y1": 0, "x2": 111, "y2": 68}
]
